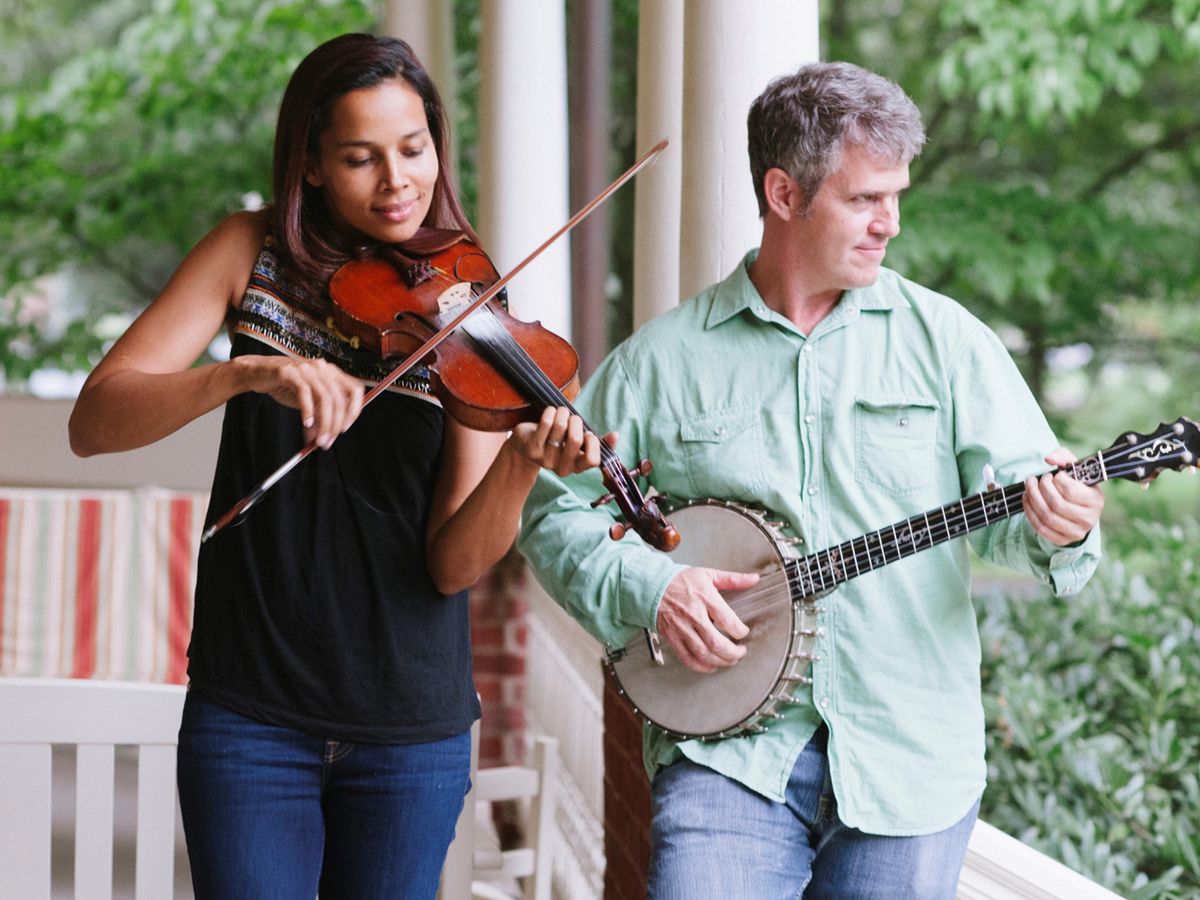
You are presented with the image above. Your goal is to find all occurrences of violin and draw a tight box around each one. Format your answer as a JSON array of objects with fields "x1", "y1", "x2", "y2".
[
  {"x1": 328, "y1": 230, "x2": 681, "y2": 551},
  {"x1": 202, "y1": 139, "x2": 676, "y2": 549},
  {"x1": 328, "y1": 229, "x2": 577, "y2": 431}
]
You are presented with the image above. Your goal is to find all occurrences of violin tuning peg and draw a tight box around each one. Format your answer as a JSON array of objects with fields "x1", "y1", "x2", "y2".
[
  {"x1": 609, "y1": 521, "x2": 628, "y2": 541},
  {"x1": 636, "y1": 459, "x2": 653, "y2": 477},
  {"x1": 591, "y1": 492, "x2": 615, "y2": 509}
]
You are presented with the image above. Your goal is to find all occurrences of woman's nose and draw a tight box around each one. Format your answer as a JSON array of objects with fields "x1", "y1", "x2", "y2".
[{"x1": 380, "y1": 154, "x2": 407, "y2": 191}]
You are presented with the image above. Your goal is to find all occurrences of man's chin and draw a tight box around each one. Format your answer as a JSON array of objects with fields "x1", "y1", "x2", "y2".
[{"x1": 847, "y1": 267, "x2": 882, "y2": 289}]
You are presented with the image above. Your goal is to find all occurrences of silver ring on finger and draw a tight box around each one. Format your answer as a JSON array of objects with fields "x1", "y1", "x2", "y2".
[{"x1": 546, "y1": 439, "x2": 564, "y2": 449}]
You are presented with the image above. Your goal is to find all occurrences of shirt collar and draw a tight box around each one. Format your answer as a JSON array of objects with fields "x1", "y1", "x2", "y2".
[{"x1": 705, "y1": 249, "x2": 910, "y2": 331}]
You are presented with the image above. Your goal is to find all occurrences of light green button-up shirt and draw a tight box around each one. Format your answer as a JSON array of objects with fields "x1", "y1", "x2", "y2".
[{"x1": 518, "y1": 252, "x2": 1100, "y2": 835}]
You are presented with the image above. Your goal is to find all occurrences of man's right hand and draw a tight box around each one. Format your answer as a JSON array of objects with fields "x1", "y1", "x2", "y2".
[{"x1": 655, "y1": 567, "x2": 758, "y2": 673}]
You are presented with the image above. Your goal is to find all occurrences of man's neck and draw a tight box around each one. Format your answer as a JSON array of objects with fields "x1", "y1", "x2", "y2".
[{"x1": 748, "y1": 249, "x2": 843, "y2": 335}]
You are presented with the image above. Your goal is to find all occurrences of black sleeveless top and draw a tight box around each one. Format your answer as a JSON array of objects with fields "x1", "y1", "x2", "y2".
[{"x1": 188, "y1": 244, "x2": 480, "y2": 743}]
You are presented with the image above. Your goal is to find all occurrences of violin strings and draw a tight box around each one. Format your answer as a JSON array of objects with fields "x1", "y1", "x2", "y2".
[
  {"x1": 394, "y1": 264, "x2": 598, "y2": 448},
  {"x1": 462, "y1": 308, "x2": 625, "y2": 471}
]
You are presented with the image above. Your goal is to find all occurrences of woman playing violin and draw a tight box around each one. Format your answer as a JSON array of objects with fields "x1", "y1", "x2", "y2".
[{"x1": 69, "y1": 32, "x2": 599, "y2": 899}]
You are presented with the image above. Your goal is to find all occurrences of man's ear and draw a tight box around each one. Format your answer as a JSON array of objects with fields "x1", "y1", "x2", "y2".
[{"x1": 762, "y1": 168, "x2": 803, "y2": 220}]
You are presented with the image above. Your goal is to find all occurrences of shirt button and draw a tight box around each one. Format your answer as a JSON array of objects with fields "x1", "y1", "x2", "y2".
[
  {"x1": 802, "y1": 345, "x2": 812, "y2": 354},
  {"x1": 820, "y1": 697, "x2": 830, "y2": 708},
  {"x1": 816, "y1": 627, "x2": 827, "y2": 638},
  {"x1": 899, "y1": 417, "x2": 909, "y2": 427},
  {"x1": 808, "y1": 486, "x2": 818, "y2": 496},
  {"x1": 804, "y1": 414, "x2": 815, "y2": 424}
]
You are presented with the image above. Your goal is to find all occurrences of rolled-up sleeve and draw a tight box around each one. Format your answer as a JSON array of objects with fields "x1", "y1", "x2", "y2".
[
  {"x1": 953, "y1": 321, "x2": 1102, "y2": 594},
  {"x1": 518, "y1": 348, "x2": 687, "y2": 648}
]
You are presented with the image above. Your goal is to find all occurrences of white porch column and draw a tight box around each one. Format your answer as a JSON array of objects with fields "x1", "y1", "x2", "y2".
[
  {"x1": 677, "y1": 0, "x2": 820, "y2": 301},
  {"x1": 631, "y1": 0, "x2": 685, "y2": 329},
  {"x1": 477, "y1": 0, "x2": 572, "y2": 338},
  {"x1": 381, "y1": 0, "x2": 457, "y2": 149}
]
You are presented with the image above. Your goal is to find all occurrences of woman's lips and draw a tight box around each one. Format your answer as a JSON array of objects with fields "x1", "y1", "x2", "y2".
[{"x1": 374, "y1": 200, "x2": 416, "y2": 222}]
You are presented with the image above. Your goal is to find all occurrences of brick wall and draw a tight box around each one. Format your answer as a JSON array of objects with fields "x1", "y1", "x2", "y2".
[
  {"x1": 469, "y1": 547, "x2": 530, "y2": 768},
  {"x1": 603, "y1": 668, "x2": 652, "y2": 900}
]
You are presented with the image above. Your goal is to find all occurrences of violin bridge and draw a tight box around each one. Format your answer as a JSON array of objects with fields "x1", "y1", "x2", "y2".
[{"x1": 437, "y1": 282, "x2": 473, "y2": 313}]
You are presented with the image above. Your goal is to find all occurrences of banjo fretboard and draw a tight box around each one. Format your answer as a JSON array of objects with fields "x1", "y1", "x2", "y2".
[{"x1": 783, "y1": 424, "x2": 1191, "y2": 599}]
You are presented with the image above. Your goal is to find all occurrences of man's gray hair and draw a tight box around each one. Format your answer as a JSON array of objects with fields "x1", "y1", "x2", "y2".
[{"x1": 748, "y1": 61, "x2": 926, "y2": 217}]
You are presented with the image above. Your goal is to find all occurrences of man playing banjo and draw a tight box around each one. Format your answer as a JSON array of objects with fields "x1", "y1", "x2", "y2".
[{"x1": 518, "y1": 62, "x2": 1104, "y2": 899}]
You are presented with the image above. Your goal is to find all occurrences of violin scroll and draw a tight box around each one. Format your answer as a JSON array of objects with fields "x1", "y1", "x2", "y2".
[{"x1": 594, "y1": 459, "x2": 681, "y2": 551}]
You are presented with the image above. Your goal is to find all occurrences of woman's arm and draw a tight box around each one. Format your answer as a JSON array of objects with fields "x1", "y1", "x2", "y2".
[
  {"x1": 425, "y1": 406, "x2": 605, "y2": 595},
  {"x1": 69, "y1": 211, "x2": 363, "y2": 456}
]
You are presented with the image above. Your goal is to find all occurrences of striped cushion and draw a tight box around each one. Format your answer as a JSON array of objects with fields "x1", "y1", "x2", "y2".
[{"x1": 0, "y1": 488, "x2": 207, "y2": 684}]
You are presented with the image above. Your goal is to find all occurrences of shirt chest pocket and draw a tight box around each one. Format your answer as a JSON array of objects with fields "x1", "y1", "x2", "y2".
[
  {"x1": 854, "y1": 396, "x2": 940, "y2": 497},
  {"x1": 678, "y1": 407, "x2": 767, "y2": 501}
]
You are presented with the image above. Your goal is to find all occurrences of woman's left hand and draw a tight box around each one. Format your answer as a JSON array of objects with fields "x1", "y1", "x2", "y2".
[{"x1": 509, "y1": 405, "x2": 611, "y2": 477}]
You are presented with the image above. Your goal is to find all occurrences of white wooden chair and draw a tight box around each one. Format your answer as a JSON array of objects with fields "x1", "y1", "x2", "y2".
[
  {"x1": 0, "y1": 677, "x2": 186, "y2": 900},
  {"x1": 440, "y1": 722, "x2": 558, "y2": 900}
]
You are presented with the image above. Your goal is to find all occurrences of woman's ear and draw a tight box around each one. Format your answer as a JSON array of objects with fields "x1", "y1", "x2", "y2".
[
  {"x1": 304, "y1": 161, "x2": 324, "y2": 188},
  {"x1": 762, "y1": 167, "x2": 803, "y2": 220}
]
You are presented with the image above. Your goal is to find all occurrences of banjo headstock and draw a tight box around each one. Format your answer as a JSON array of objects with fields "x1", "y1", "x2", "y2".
[{"x1": 1097, "y1": 417, "x2": 1199, "y2": 485}]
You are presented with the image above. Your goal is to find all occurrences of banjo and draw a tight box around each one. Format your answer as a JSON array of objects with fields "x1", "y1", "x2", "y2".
[{"x1": 605, "y1": 418, "x2": 1199, "y2": 741}]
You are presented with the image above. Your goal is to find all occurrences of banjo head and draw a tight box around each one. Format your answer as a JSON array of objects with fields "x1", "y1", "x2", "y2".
[{"x1": 607, "y1": 500, "x2": 817, "y2": 740}]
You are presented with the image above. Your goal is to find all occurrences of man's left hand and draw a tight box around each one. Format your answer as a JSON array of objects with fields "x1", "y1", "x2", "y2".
[{"x1": 1021, "y1": 447, "x2": 1104, "y2": 546}]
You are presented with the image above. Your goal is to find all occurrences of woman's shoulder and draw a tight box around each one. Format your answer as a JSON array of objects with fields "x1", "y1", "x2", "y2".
[
  {"x1": 183, "y1": 209, "x2": 272, "y2": 308},
  {"x1": 204, "y1": 208, "x2": 272, "y2": 256}
]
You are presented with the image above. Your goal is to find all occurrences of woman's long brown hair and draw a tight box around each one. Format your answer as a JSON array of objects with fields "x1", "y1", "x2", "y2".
[{"x1": 270, "y1": 33, "x2": 477, "y2": 294}]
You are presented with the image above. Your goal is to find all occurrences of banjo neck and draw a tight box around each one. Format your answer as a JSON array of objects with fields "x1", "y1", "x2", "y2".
[
  {"x1": 780, "y1": 418, "x2": 1199, "y2": 598},
  {"x1": 783, "y1": 452, "x2": 1113, "y2": 599}
]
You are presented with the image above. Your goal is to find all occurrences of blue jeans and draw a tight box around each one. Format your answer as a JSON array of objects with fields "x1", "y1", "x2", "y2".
[
  {"x1": 176, "y1": 690, "x2": 471, "y2": 900},
  {"x1": 647, "y1": 727, "x2": 979, "y2": 899}
]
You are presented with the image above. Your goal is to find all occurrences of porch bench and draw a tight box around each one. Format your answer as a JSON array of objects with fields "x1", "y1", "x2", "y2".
[{"x1": 0, "y1": 485, "x2": 206, "y2": 899}]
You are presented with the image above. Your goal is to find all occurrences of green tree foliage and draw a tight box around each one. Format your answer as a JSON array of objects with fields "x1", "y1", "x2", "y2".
[
  {"x1": 826, "y1": 0, "x2": 1200, "y2": 413},
  {"x1": 826, "y1": 6, "x2": 1200, "y2": 894},
  {"x1": 0, "y1": 0, "x2": 378, "y2": 381},
  {"x1": 978, "y1": 515, "x2": 1200, "y2": 898}
]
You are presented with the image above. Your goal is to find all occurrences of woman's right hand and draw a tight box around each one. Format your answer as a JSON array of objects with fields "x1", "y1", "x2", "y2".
[{"x1": 233, "y1": 355, "x2": 365, "y2": 449}]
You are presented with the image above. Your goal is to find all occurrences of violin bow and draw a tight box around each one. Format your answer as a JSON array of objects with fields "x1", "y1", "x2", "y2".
[{"x1": 202, "y1": 139, "x2": 669, "y2": 543}]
